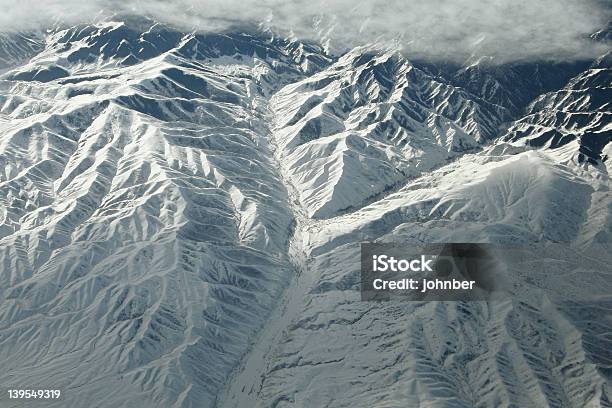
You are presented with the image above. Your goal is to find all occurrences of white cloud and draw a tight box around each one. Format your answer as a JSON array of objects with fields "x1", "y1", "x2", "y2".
[{"x1": 0, "y1": 0, "x2": 609, "y2": 62}]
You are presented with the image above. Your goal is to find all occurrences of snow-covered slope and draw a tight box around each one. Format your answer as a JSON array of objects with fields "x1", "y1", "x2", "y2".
[
  {"x1": 270, "y1": 49, "x2": 512, "y2": 218},
  {"x1": 224, "y1": 138, "x2": 612, "y2": 407},
  {"x1": 0, "y1": 21, "x2": 324, "y2": 407},
  {"x1": 506, "y1": 60, "x2": 611, "y2": 166},
  {"x1": 0, "y1": 32, "x2": 44, "y2": 73},
  {"x1": 0, "y1": 17, "x2": 610, "y2": 408}
]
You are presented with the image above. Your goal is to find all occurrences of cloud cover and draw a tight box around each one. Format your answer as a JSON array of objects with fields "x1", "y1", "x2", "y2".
[{"x1": 0, "y1": 0, "x2": 609, "y2": 62}]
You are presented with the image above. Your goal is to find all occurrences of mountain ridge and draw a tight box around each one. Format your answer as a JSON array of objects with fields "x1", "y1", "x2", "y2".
[{"x1": 0, "y1": 17, "x2": 610, "y2": 408}]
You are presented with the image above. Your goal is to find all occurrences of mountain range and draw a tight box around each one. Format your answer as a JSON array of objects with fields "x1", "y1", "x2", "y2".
[{"x1": 0, "y1": 17, "x2": 610, "y2": 407}]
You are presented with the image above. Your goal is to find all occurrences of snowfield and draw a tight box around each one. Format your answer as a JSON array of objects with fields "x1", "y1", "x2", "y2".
[{"x1": 0, "y1": 17, "x2": 610, "y2": 408}]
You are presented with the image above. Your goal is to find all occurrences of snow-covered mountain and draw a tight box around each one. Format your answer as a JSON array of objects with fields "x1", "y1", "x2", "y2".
[
  {"x1": 0, "y1": 17, "x2": 610, "y2": 408},
  {"x1": 0, "y1": 31, "x2": 44, "y2": 73}
]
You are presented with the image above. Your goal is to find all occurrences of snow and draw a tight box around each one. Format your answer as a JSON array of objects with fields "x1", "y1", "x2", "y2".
[{"x1": 0, "y1": 17, "x2": 610, "y2": 408}]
